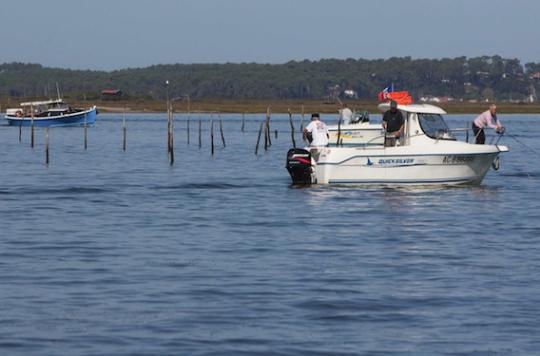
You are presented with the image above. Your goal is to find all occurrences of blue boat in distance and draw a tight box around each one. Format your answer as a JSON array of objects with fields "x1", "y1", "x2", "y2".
[{"x1": 5, "y1": 99, "x2": 97, "y2": 127}]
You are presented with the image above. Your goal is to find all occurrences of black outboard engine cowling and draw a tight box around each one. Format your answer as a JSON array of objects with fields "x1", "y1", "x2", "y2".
[{"x1": 286, "y1": 148, "x2": 313, "y2": 184}]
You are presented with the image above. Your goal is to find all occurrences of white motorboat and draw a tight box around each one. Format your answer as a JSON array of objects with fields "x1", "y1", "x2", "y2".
[{"x1": 286, "y1": 103, "x2": 509, "y2": 185}]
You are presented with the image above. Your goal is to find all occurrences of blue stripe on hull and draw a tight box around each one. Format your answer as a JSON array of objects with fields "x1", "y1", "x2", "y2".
[
  {"x1": 6, "y1": 108, "x2": 97, "y2": 127},
  {"x1": 327, "y1": 143, "x2": 383, "y2": 147},
  {"x1": 327, "y1": 177, "x2": 478, "y2": 185},
  {"x1": 318, "y1": 152, "x2": 497, "y2": 166}
]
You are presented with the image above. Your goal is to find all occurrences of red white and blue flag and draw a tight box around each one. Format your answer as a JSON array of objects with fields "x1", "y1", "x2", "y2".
[
  {"x1": 377, "y1": 84, "x2": 413, "y2": 105},
  {"x1": 377, "y1": 84, "x2": 394, "y2": 101}
]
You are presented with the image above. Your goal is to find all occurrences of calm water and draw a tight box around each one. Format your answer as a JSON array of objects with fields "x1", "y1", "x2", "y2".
[{"x1": 0, "y1": 113, "x2": 539, "y2": 355}]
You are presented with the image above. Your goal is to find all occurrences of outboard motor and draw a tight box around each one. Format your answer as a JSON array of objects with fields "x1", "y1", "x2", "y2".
[{"x1": 286, "y1": 148, "x2": 313, "y2": 184}]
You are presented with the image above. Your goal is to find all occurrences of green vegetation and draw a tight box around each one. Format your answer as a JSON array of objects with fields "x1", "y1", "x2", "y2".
[{"x1": 0, "y1": 56, "x2": 539, "y2": 105}]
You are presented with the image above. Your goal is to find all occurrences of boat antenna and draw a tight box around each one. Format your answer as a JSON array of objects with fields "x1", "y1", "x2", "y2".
[{"x1": 56, "y1": 82, "x2": 61, "y2": 100}]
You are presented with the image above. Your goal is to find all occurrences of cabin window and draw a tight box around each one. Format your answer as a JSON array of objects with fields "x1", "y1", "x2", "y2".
[{"x1": 418, "y1": 114, "x2": 455, "y2": 140}]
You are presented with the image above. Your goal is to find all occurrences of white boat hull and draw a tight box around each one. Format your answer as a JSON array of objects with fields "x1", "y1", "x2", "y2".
[
  {"x1": 315, "y1": 152, "x2": 497, "y2": 185},
  {"x1": 309, "y1": 142, "x2": 507, "y2": 185}
]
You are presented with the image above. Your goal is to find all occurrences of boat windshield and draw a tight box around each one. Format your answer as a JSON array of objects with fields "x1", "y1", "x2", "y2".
[{"x1": 418, "y1": 113, "x2": 455, "y2": 140}]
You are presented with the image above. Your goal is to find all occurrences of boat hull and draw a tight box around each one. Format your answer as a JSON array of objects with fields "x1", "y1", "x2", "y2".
[
  {"x1": 5, "y1": 106, "x2": 97, "y2": 127},
  {"x1": 309, "y1": 145, "x2": 506, "y2": 185}
]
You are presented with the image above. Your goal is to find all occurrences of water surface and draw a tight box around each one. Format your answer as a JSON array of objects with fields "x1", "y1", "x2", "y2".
[{"x1": 0, "y1": 113, "x2": 539, "y2": 355}]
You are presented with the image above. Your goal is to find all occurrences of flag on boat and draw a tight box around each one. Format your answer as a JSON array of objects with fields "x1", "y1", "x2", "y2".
[
  {"x1": 377, "y1": 84, "x2": 394, "y2": 101},
  {"x1": 377, "y1": 85, "x2": 413, "y2": 105}
]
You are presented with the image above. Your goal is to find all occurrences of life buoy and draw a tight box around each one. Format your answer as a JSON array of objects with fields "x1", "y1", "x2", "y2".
[{"x1": 15, "y1": 110, "x2": 23, "y2": 118}]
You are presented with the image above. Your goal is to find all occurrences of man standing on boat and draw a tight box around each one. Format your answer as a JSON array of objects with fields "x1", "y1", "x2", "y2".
[
  {"x1": 382, "y1": 100, "x2": 404, "y2": 147},
  {"x1": 472, "y1": 105, "x2": 504, "y2": 144},
  {"x1": 339, "y1": 105, "x2": 353, "y2": 125},
  {"x1": 304, "y1": 113, "x2": 329, "y2": 147}
]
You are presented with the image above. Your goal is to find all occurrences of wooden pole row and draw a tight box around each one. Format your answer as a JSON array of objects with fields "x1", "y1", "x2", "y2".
[
  {"x1": 253, "y1": 106, "x2": 307, "y2": 154},
  {"x1": 18, "y1": 107, "x2": 322, "y2": 164}
]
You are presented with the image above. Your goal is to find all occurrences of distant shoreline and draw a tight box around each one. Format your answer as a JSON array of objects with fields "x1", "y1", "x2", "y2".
[{"x1": 3, "y1": 98, "x2": 540, "y2": 115}]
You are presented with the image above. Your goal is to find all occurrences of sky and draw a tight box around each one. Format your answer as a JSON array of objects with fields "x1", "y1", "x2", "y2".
[{"x1": 1, "y1": 0, "x2": 539, "y2": 71}]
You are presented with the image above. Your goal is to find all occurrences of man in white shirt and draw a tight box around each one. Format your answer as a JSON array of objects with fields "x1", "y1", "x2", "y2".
[
  {"x1": 339, "y1": 105, "x2": 353, "y2": 125},
  {"x1": 304, "y1": 113, "x2": 329, "y2": 147}
]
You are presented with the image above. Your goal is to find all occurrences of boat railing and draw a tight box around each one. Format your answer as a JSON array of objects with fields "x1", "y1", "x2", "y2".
[
  {"x1": 449, "y1": 128, "x2": 471, "y2": 142},
  {"x1": 363, "y1": 134, "x2": 386, "y2": 148},
  {"x1": 449, "y1": 127, "x2": 503, "y2": 145}
]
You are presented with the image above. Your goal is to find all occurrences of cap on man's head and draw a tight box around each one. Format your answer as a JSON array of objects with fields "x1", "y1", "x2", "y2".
[
  {"x1": 390, "y1": 100, "x2": 398, "y2": 109},
  {"x1": 311, "y1": 113, "x2": 320, "y2": 119}
]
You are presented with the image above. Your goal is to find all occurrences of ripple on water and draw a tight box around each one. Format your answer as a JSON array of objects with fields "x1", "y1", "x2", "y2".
[{"x1": 0, "y1": 114, "x2": 539, "y2": 355}]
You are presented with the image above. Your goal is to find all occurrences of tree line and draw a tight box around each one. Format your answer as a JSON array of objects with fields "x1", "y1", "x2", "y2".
[{"x1": 0, "y1": 55, "x2": 539, "y2": 101}]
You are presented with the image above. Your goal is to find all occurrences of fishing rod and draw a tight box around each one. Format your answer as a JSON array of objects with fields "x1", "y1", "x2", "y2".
[{"x1": 505, "y1": 132, "x2": 540, "y2": 157}]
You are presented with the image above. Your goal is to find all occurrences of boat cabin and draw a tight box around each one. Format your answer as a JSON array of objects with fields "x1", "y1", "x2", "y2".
[
  {"x1": 7, "y1": 99, "x2": 72, "y2": 118},
  {"x1": 377, "y1": 102, "x2": 456, "y2": 147}
]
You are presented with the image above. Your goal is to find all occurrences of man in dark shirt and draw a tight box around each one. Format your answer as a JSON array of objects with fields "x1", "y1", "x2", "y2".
[{"x1": 382, "y1": 100, "x2": 404, "y2": 146}]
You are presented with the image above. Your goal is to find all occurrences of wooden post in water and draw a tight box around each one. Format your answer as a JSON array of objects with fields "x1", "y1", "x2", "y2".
[
  {"x1": 165, "y1": 80, "x2": 171, "y2": 157},
  {"x1": 45, "y1": 127, "x2": 49, "y2": 165},
  {"x1": 219, "y1": 114, "x2": 226, "y2": 148},
  {"x1": 241, "y1": 112, "x2": 245, "y2": 133},
  {"x1": 169, "y1": 104, "x2": 174, "y2": 165},
  {"x1": 301, "y1": 104, "x2": 306, "y2": 142},
  {"x1": 19, "y1": 121, "x2": 22, "y2": 143},
  {"x1": 186, "y1": 95, "x2": 191, "y2": 145},
  {"x1": 83, "y1": 112, "x2": 88, "y2": 150},
  {"x1": 288, "y1": 108, "x2": 296, "y2": 148},
  {"x1": 336, "y1": 117, "x2": 342, "y2": 147},
  {"x1": 255, "y1": 119, "x2": 264, "y2": 155},
  {"x1": 266, "y1": 107, "x2": 272, "y2": 147},
  {"x1": 198, "y1": 117, "x2": 202, "y2": 148},
  {"x1": 30, "y1": 104, "x2": 35, "y2": 148},
  {"x1": 187, "y1": 115, "x2": 190, "y2": 145},
  {"x1": 210, "y1": 115, "x2": 215, "y2": 155},
  {"x1": 122, "y1": 109, "x2": 127, "y2": 151},
  {"x1": 274, "y1": 129, "x2": 278, "y2": 139},
  {"x1": 263, "y1": 118, "x2": 268, "y2": 151},
  {"x1": 166, "y1": 104, "x2": 170, "y2": 156}
]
